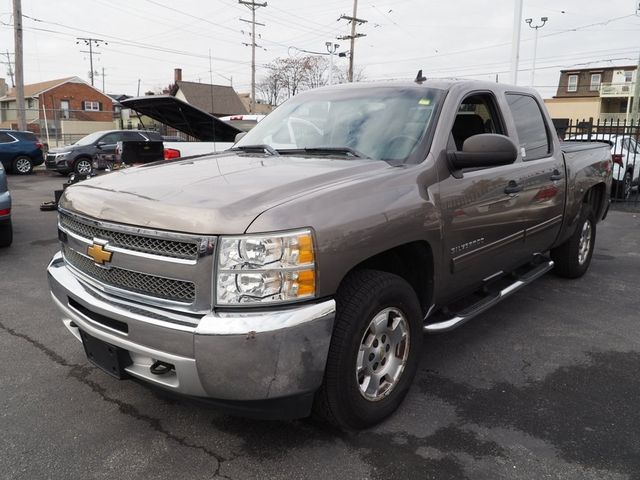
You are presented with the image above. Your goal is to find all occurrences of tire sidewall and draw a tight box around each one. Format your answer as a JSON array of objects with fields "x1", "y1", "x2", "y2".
[
  {"x1": 74, "y1": 158, "x2": 93, "y2": 175},
  {"x1": 13, "y1": 156, "x2": 33, "y2": 175},
  {"x1": 331, "y1": 272, "x2": 423, "y2": 428}
]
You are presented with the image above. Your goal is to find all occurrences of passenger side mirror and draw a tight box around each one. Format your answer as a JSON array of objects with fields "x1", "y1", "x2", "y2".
[
  {"x1": 235, "y1": 132, "x2": 247, "y2": 143},
  {"x1": 96, "y1": 141, "x2": 105, "y2": 149},
  {"x1": 447, "y1": 134, "x2": 518, "y2": 171}
]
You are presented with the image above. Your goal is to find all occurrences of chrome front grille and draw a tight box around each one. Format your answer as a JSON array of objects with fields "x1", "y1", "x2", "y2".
[
  {"x1": 63, "y1": 246, "x2": 196, "y2": 302},
  {"x1": 59, "y1": 211, "x2": 199, "y2": 260},
  {"x1": 57, "y1": 208, "x2": 216, "y2": 313}
]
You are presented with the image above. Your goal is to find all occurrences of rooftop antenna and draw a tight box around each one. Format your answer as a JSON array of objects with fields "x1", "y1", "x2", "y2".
[{"x1": 415, "y1": 69, "x2": 427, "y2": 84}]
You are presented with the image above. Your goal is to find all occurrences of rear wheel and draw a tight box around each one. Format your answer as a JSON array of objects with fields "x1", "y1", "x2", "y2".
[
  {"x1": 314, "y1": 270, "x2": 423, "y2": 430},
  {"x1": 13, "y1": 156, "x2": 33, "y2": 175},
  {"x1": 612, "y1": 171, "x2": 632, "y2": 200},
  {"x1": 0, "y1": 220, "x2": 13, "y2": 247},
  {"x1": 74, "y1": 158, "x2": 93, "y2": 176},
  {"x1": 551, "y1": 205, "x2": 595, "y2": 278}
]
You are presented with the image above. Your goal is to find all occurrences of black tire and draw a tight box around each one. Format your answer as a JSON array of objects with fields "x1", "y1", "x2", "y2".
[
  {"x1": 313, "y1": 269, "x2": 423, "y2": 430},
  {"x1": 0, "y1": 219, "x2": 13, "y2": 248},
  {"x1": 73, "y1": 158, "x2": 93, "y2": 176},
  {"x1": 612, "y1": 171, "x2": 632, "y2": 200},
  {"x1": 12, "y1": 156, "x2": 33, "y2": 175},
  {"x1": 551, "y1": 205, "x2": 595, "y2": 278}
]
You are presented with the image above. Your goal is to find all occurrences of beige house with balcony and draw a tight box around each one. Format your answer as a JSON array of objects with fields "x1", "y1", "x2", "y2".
[{"x1": 544, "y1": 65, "x2": 637, "y2": 123}]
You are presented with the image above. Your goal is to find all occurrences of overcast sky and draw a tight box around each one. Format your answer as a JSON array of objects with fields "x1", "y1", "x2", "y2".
[{"x1": 1, "y1": 0, "x2": 639, "y2": 100}]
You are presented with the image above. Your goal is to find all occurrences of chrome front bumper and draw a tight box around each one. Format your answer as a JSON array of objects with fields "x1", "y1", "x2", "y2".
[{"x1": 47, "y1": 252, "x2": 335, "y2": 408}]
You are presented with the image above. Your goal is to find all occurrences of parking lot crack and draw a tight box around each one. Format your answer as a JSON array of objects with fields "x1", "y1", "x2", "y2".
[{"x1": 0, "y1": 321, "x2": 236, "y2": 474}]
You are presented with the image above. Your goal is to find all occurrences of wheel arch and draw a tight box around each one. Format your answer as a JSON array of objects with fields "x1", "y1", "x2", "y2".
[
  {"x1": 583, "y1": 182, "x2": 607, "y2": 221},
  {"x1": 337, "y1": 240, "x2": 434, "y2": 317}
]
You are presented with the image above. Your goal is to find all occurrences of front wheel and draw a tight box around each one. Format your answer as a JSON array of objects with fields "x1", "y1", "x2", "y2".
[
  {"x1": 314, "y1": 270, "x2": 423, "y2": 430},
  {"x1": 74, "y1": 158, "x2": 93, "y2": 176},
  {"x1": 551, "y1": 205, "x2": 595, "y2": 278}
]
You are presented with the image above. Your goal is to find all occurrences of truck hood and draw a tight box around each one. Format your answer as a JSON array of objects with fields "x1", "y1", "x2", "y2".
[{"x1": 59, "y1": 152, "x2": 391, "y2": 234}]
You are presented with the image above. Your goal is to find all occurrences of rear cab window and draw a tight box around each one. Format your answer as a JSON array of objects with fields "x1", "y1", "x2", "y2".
[{"x1": 506, "y1": 94, "x2": 551, "y2": 161}]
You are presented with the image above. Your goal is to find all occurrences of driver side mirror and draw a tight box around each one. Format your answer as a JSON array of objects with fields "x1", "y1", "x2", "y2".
[
  {"x1": 96, "y1": 141, "x2": 106, "y2": 149},
  {"x1": 447, "y1": 134, "x2": 518, "y2": 171}
]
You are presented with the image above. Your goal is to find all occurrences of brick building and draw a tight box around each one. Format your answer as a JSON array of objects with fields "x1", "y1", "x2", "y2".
[{"x1": 0, "y1": 77, "x2": 115, "y2": 139}]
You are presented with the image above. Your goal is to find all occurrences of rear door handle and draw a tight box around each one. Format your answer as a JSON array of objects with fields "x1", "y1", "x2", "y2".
[
  {"x1": 504, "y1": 181, "x2": 523, "y2": 194},
  {"x1": 550, "y1": 170, "x2": 564, "y2": 181}
]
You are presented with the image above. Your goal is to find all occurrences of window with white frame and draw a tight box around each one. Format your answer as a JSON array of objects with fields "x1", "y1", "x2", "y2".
[
  {"x1": 83, "y1": 101, "x2": 100, "y2": 111},
  {"x1": 624, "y1": 71, "x2": 633, "y2": 83},
  {"x1": 590, "y1": 73, "x2": 601, "y2": 91},
  {"x1": 567, "y1": 75, "x2": 578, "y2": 92}
]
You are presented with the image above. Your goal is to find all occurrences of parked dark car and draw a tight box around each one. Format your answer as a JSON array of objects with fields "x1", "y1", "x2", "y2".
[
  {"x1": 45, "y1": 130, "x2": 162, "y2": 175},
  {"x1": 0, "y1": 161, "x2": 11, "y2": 247},
  {"x1": 0, "y1": 130, "x2": 44, "y2": 175}
]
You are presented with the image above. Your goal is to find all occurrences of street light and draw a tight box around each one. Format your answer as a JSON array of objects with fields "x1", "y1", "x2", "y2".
[
  {"x1": 525, "y1": 16, "x2": 548, "y2": 87},
  {"x1": 325, "y1": 42, "x2": 340, "y2": 85}
]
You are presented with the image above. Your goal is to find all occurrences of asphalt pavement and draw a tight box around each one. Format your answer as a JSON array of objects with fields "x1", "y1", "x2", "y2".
[{"x1": 1, "y1": 172, "x2": 639, "y2": 480}]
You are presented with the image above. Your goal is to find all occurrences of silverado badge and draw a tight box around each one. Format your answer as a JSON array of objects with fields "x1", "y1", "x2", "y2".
[{"x1": 87, "y1": 240, "x2": 113, "y2": 266}]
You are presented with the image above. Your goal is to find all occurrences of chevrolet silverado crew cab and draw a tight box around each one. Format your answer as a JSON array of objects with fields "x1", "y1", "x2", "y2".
[{"x1": 47, "y1": 80, "x2": 612, "y2": 430}]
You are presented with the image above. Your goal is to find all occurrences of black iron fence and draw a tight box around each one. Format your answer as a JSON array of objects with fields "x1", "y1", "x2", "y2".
[{"x1": 554, "y1": 118, "x2": 640, "y2": 205}]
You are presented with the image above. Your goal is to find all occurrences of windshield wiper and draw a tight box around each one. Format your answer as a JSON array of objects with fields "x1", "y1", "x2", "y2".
[
  {"x1": 278, "y1": 147, "x2": 370, "y2": 159},
  {"x1": 233, "y1": 144, "x2": 280, "y2": 156}
]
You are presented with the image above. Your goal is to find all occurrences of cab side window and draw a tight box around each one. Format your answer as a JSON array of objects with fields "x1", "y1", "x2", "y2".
[
  {"x1": 506, "y1": 94, "x2": 550, "y2": 161},
  {"x1": 451, "y1": 94, "x2": 504, "y2": 151}
]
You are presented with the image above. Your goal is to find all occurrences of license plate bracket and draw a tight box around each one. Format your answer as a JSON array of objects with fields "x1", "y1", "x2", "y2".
[{"x1": 80, "y1": 330, "x2": 132, "y2": 379}]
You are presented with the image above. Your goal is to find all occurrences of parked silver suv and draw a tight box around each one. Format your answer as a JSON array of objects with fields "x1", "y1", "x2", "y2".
[{"x1": 0, "y1": 162, "x2": 12, "y2": 247}]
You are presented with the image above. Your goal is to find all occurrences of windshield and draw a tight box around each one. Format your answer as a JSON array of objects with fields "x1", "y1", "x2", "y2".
[
  {"x1": 235, "y1": 86, "x2": 443, "y2": 162},
  {"x1": 74, "y1": 131, "x2": 109, "y2": 146}
]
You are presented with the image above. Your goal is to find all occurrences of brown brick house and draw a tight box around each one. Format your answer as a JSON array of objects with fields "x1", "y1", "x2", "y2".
[{"x1": 0, "y1": 76, "x2": 114, "y2": 133}]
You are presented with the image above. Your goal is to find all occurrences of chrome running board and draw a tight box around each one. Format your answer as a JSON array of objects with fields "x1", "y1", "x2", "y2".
[{"x1": 424, "y1": 259, "x2": 554, "y2": 334}]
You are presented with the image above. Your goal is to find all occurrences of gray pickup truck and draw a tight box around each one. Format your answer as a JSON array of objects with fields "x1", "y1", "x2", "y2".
[{"x1": 47, "y1": 80, "x2": 612, "y2": 429}]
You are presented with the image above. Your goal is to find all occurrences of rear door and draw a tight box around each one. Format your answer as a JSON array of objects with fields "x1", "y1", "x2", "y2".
[
  {"x1": 504, "y1": 93, "x2": 566, "y2": 254},
  {"x1": 0, "y1": 132, "x2": 17, "y2": 167}
]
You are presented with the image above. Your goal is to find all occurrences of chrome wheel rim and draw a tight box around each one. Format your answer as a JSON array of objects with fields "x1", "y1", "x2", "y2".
[
  {"x1": 356, "y1": 307, "x2": 410, "y2": 402},
  {"x1": 578, "y1": 220, "x2": 592, "y2": 265},
  {"x1": 15, "y1": 158, "x2": 31, "y2": 173},
  {"x1": 76, "y1": 160, "x2": 92, "y2": 175}
]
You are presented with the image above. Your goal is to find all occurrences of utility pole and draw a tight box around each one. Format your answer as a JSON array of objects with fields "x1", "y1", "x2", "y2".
[
  {"x1": 632, "y1": 51, "x2": 640, "y2": 122},
  {"x1": 337, "y1": 0, "x2": 367, "y2": 82},
  {"x1": 101, "y1": 67, "x2": 106, "y2": 92},
  {"x1": 76, "y1": 37, "x2": 107, "y2": 86},
  {"x1": 525, "y1": 17, "x2": 548, "y2": 87},
  {"x1": 3, "y1": 50, "x2": 15, "y2": 87},
  {"x1": 510, "y1": 0, "x2": 524, "y2": 85},
  {"x1": 239, "y1": 0, "x2": 267, "y2": 113},
  {"x1": 12, "y1": 0, "x2": 26, "y2": 131}
]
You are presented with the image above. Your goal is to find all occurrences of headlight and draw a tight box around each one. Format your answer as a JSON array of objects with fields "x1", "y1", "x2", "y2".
[
  {"x1": 56, "y1": 152, "x2": 69, "y2": 159},
  {"x1": 216, "y1": 229, "x2": 316, "y2": 305}
]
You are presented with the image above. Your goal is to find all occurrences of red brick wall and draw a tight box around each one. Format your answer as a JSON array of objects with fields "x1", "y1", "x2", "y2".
[{"x1": 39, "y1": 82, "x2": 114, "y2": 122}]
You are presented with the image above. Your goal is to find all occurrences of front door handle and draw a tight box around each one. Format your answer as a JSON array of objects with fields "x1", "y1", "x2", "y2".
[
  {"x1": 550, "y1": 169, "x2": 564, "y2": 181},
  {"x1": 504, "y1": 181, "x2": 523, "y2": 194}
]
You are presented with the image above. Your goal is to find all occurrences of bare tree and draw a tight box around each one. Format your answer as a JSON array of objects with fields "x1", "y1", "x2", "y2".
[
  {"x1": 303, "y1": 56, "x2": 330, "y2": 89},
  {"x1": 257, "y1": 70, "x2": 283, "y2": 106}
]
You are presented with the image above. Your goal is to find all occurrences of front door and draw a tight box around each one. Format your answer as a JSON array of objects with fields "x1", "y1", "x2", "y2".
[{"x1": 438, "y1": 92, "x2": 530, "y2": 298}]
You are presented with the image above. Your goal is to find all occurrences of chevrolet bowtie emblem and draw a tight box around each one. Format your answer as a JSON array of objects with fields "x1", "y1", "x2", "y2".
[{"x1": 87, "y1": 241, "x2": 113, "y2": 266}]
